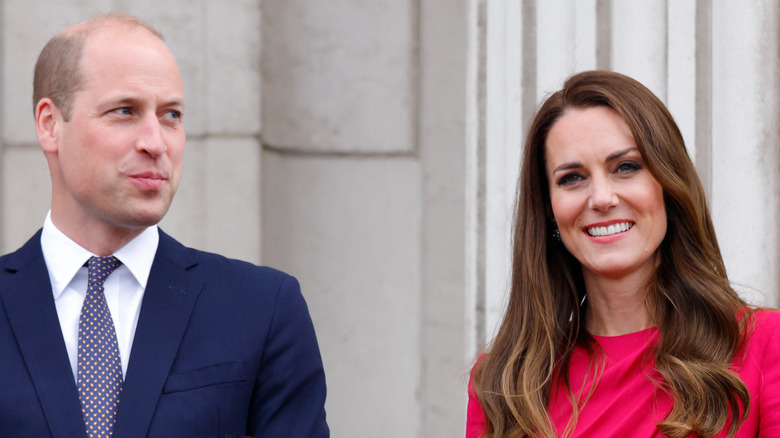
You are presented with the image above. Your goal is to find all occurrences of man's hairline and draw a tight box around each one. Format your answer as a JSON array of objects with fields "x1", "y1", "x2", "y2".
[{"x1": 38, "y1": 15, "x2": 167, "y2": 120}]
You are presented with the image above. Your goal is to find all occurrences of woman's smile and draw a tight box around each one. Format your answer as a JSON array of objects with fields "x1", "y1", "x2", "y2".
[{"x1": 584, "y1": 220, "x2": 634, "y2": 241}]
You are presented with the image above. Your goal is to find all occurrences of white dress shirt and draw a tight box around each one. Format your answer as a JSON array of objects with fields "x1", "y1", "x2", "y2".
[{"x1": 40, "y1": 212, "x2": 159, "y2": 381}]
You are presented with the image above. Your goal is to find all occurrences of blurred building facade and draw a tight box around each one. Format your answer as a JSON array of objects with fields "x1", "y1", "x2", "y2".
[{"x1": 0, "y1": 1, "x2": 777, "y2": 437}]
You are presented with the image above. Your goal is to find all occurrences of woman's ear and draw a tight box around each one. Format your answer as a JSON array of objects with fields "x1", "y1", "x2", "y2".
[{"x1": 36, "y1": 97, "x2": 61, "y2": 154}]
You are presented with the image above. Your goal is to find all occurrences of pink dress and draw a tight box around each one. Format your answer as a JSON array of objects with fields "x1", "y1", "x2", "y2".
[{"x1": 466, "y1": 311, "x2": 780, "y2": 437}]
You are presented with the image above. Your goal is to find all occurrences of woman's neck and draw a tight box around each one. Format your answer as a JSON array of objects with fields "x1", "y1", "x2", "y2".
[{"x1": 583, "y1": 268, "x2": 654, "y2": 336}]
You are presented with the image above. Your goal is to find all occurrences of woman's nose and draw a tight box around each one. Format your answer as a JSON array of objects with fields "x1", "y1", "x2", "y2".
[{"x1": 588, "y1": 175, "x2": 618, "y2": 212}]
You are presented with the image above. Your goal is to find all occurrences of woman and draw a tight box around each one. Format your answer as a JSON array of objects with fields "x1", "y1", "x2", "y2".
[{"x1": 466, "y1": 71, "x2": 780, "y2": 438}]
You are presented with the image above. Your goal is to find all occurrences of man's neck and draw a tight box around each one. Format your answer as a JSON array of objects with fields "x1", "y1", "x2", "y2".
[{"x1": 49, "y1": 210, "x2": 147, "y2": 256}]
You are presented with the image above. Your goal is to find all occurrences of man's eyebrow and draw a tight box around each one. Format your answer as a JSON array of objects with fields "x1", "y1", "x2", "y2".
[
  {"x1": 104, "y1": 96, "x2": 184, "y2": 107},
  {"x1": 161, "y1": 98, "x2": 185, "y2": 108}
]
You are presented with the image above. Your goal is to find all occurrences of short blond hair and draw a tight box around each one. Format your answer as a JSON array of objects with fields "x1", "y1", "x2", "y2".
[{"x1": 32, "y1": 13, "x2": 164, "y2": 120}]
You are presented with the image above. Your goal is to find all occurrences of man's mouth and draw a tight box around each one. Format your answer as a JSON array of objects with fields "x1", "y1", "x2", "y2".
[
  {"x1": 129, "y1": 172, "x2": 167, "y2": 190},
  {"x1": 130, "y1": 171, "x2": 165, "y2": 180}
]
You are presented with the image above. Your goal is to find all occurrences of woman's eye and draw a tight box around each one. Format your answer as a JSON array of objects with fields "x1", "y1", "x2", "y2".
[
  {"x1": 557, "y1": 173, "x2": 583, "y2": 186},
  {"x1": 616, "y1": 161, "x2": 641, "y2": 174}
]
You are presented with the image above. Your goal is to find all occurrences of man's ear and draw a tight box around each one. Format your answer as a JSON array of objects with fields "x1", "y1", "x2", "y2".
[{"x1": 36, "y1": 97, "x2": 62, "y2": 154}]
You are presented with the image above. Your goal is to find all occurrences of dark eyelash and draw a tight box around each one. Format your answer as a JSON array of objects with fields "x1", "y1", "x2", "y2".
[
  {"x1": 557, "y1": 173, "x2": 582, "y2": 186},
  {"x1": 616, "y1": 161, "x2": 641, "y2": 173}
]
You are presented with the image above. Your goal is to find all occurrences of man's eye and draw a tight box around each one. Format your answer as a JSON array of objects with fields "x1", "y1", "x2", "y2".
[
  {"x1": 167, "y1": 110, "x2": 182, "y2": 119},
  {"x1": 112, "y1": 107, "x2": 132, "y2": 116}
]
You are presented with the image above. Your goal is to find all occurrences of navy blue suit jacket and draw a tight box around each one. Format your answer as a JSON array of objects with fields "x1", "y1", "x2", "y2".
[{"x1": 0, "y1": 229, "x2": 329, "y2": 437}]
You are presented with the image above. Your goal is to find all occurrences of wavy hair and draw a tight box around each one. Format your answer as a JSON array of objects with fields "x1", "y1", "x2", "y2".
[{"x1": 473, "y1": 70, "x2": 750, "y2": 438}]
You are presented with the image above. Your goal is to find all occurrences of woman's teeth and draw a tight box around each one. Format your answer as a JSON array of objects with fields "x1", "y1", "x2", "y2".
[{"x1": 587, "y1": 222, "x2": 633, "y2": 237}]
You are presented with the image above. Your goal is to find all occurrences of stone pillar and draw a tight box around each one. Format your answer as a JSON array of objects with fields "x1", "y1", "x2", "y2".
[
  {"x1": 610, "y1": 0, "x2": 668, "y2": 100},
  {"x1": 419, "y1": 1, "x2": 471, "y2": 436},
  {"x1": 536, "y1": 0, "x2": 577, "y2": 100},
  {"x1": 261, "y1": 0, "x2": 471, "y2": 436},
  {"x1": 666, "y1": 0, "x2": 699, "y2": 159},
  {"x1": 711, "y1": 1, "x2": 780, "y2": 306},
  {"x1": 260, "y1": 1, "x2": 421, "y2": 436}
]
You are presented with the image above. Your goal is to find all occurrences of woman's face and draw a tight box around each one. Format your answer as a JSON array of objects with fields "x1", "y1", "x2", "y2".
[{"x1": 545, "y1": 106, "x2": 667, "y2": 281}]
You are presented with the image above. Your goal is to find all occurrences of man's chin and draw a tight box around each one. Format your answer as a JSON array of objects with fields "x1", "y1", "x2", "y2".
[
  {"x1": 123, "y1": 198, "x2": 174, "y2": 226},
  {"x1": 118, "y1": 209, "x2": 169, "y2": 230}
]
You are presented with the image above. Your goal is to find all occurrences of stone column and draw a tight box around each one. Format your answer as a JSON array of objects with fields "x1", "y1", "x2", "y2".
[
  {"x1": 261, "y1": 0, "x2": 472, "y2": 436},
  {"x1": 261, "y1": 1, "x2": 422, "y2": 436},
  {"x1": 711, "y1": 1, "x2": 780, "y2": 306}
]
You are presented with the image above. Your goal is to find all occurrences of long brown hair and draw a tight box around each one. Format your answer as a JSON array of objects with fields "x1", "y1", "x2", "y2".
[{"x1": 473, "y1": 70, "x2": 750, "y2": 437}]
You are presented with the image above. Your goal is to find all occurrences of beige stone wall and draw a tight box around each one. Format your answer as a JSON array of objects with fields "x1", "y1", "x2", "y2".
[{"x1": 260, "y1": 1, "x2": 470, "y2": 436}]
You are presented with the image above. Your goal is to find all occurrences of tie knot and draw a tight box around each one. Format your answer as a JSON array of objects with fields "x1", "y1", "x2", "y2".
[{"x1": 87, "y1": 256, "x2": 122, "y2": 287}]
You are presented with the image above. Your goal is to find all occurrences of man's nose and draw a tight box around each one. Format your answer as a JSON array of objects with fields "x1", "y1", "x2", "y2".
[
  {"x1": 588, "y1": 175, "x2": 618, "y2": 212},
  {"x1": 136, "y1": 114, "x2": 167, "y2": 157}
]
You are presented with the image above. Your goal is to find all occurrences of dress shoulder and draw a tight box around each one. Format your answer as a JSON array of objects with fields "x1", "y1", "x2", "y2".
[{"x1": 745, "y1": 309, "x2": 780, "y2": 342}]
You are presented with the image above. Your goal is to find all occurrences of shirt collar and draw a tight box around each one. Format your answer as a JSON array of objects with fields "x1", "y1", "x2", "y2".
[{"x1": 41, "y1": 211, "x2": 160, "y2": 299}]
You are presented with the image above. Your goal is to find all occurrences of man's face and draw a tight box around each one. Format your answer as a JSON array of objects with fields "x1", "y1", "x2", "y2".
[{"x1": 50, "y1": 26, "x2": 185, "y2": 236}]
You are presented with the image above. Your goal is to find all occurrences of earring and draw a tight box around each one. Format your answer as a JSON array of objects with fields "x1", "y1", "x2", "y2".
[{"x1": 552, "y1": 222, "x2": 562, "y2": 242}]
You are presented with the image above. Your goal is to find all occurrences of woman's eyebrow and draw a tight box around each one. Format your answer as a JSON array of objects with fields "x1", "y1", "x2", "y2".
[
  {"x1": 605, "y1": 147, "x2": 638, "y2": 162},
  {"x1": 552, "y1": 147, "x2": 638, "y2": 174}
]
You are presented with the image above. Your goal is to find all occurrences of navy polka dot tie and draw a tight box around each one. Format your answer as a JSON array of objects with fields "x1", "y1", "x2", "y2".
[{"x1": 77, "y1": 256, "x2": 123, "y2": 438}]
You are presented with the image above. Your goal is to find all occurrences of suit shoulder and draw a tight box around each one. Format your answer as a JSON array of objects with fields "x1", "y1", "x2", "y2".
[
  {"x1": 171, "y1": 244, "x2": 297, "y2": 292},
  {"x1": 157, "y1": 231, "x2": 303, "y2": 303},
  {"x1": 194, "y1": 247, "x2": 291, "y2": 276},
  {"x1": 0, "y1": 231, "x2": 44, "y2": 273}
]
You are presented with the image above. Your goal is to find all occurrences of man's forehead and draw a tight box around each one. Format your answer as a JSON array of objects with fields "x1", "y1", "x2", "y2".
[
  {"x1": 73, "y1": 26, "x2": 183, "y2": 103},
  {"x1": 79, "y1": 26, "x2": 180, "y2": 76},
  {"x1": 81, "y1": 24, "x2": 167, "y2": 54},
  {"x1": 97, "y1": 92, "x2": 185, "y2": 109}
]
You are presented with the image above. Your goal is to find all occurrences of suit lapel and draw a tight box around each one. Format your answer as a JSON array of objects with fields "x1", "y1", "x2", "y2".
[
  {"x1": 0, "y1": 231, "x2": 87, "y2": 437},
  {"x1": 114, "y1": 230, "x2": 203, "y2": 438}
]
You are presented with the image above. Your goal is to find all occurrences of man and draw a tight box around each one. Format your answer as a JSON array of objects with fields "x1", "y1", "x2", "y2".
[{"x1": 0, "y1": 13, "x2": 329, "y2": 437}]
